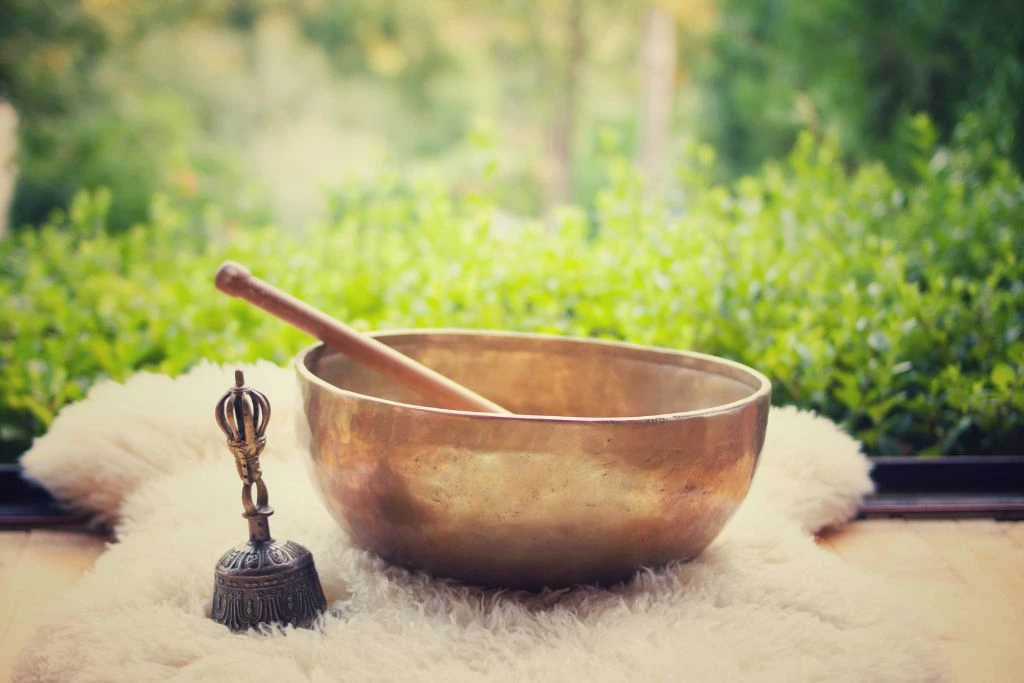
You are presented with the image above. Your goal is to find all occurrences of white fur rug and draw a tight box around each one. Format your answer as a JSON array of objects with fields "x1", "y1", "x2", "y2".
[{"x1": 16, "y1": 362, "x2": 948, "y2": 682}]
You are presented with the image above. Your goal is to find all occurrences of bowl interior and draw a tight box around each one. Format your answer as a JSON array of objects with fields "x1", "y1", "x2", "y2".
[{"x1": 305, "y1": 330, "x2": 764, "y2": 418}]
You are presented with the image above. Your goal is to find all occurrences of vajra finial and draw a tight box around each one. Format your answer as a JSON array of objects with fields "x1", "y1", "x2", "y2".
[{"x1": 215, "y1": 370, "x2": 273, "y2": 542}]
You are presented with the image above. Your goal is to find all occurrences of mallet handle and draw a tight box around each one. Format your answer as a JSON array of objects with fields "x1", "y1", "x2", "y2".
[{"x1": 215, "y1": 261, "x2": 511, "y2": 415}]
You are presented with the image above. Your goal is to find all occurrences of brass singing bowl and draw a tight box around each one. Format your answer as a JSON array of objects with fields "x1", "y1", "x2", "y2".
[{"x1": 296, "y1": 330, "x2": 771, "y2": 589}]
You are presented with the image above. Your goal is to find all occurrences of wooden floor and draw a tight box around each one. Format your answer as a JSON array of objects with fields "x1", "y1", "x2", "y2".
[
  {"x1": 0, "y1": 521, "x2": 1022, "y2": 681},
  {"x1": 818, "y1": 519, "x2": 1024, "y2": 682},
  {"x1": 0, "y1": 529, "x2": 108, "y2": 681}
]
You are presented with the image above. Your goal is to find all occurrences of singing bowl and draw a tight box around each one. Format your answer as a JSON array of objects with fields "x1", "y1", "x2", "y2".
[{"x1": 296, "y1": 330, "x2": 771, "y2": 589}]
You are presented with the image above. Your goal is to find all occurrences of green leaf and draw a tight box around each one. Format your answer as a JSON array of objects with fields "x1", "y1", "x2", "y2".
[
  {"x1": 991, "y1": 363, "x2": 1015, "y2": 390},
  {"x1": 867, "y1": 331, "x2": 891, "y2": 353}
]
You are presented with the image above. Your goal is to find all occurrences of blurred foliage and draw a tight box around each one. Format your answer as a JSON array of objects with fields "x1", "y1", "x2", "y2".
[
  {"x1": 0, "y1": 0, "x2": 260, "y2": 231},
  {"x1": 2, "y1": 0, "x2": 1022, "y2": 462},
  {"x1": 8, "y1": 0, "x2": 1022, "y2": 226},
  {"x1": 0, "y1": 0, "x2": 683, "y2": 227},
  {"x1": 2, "y1": 118, "x2": 1022, "y2": 460},
  {"x1": 698, "y1": 0, "x2": 1024, "y2": 177},
  {"x1": 0, "y1": 0, "x2": 465, "y2": 230}
]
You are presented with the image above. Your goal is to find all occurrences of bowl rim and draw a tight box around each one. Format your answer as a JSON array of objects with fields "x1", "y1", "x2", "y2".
[{"x1": 294, "y1": 328, "x2": 771, "y2": 424}]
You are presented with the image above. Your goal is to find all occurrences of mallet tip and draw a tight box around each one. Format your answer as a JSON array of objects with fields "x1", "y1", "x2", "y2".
[{"x1": 215, "y1": 261, "x2": 251, "y2": 295}]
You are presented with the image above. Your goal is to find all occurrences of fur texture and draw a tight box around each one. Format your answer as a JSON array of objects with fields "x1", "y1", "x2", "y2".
[{"x1": 17, "y1": 363, "x2": 947, "y2": 682}]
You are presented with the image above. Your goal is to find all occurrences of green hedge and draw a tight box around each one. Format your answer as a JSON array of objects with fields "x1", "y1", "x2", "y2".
[{"x1": 2, "y1": 122, "x2": 1023, "y2": 458}]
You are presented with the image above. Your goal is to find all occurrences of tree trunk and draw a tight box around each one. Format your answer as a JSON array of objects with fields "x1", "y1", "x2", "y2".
[
  {"x1": 637, "y1": 6, "x2": 677, "y2": 194},
  {"x1": 0, "y1": 102, "x2": 17, "y2": 239},
  {"x1": 544, "y1": 0, "x2": 584, "y2": 211}
]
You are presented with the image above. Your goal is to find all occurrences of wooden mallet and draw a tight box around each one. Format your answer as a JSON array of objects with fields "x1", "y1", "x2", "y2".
[{"x1": 214, "y1": 261, "x2": 511, "y2": 414}]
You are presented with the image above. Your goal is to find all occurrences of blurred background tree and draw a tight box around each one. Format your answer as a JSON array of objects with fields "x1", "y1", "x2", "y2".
[
  {"x1": 5, "y1": 0, "x2": 1020, "y2": 228},
  {"x1": 698, "y1": 0, "x2": 1024, "y2": 177}
]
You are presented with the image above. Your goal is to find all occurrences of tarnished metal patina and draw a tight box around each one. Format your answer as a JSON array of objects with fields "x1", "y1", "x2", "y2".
[
  {"x1": 212, "y1": 371, "x2": 327, "y2": 631},
  {"x1": 296, "y1": 330, "x2": 771, "y2": 590}
]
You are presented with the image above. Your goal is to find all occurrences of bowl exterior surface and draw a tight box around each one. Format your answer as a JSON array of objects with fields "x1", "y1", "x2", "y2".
[{"x1": 296, "y1": 330, "x2": 770, "y2": 589}]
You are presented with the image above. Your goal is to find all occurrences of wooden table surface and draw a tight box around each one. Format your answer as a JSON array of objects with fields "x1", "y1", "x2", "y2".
[{"x1": 1, "y1": 520, "x2": 1022, "y2": 682}]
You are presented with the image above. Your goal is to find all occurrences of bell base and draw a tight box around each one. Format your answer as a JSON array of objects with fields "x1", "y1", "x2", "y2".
[{"x1": 211, "y1": 538, "x2": 328, "y2": 632}]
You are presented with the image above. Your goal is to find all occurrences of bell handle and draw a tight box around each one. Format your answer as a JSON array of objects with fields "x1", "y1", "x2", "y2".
[
  {"x1": 242, "y1": 477, "x2": 273, "y2": 543},
  {"x1": 215, "y1": 261, "x2": 511, "y2": 415}
]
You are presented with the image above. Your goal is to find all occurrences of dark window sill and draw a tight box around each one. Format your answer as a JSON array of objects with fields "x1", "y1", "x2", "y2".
[
  {"x1": 870, "y1": 456, "x2": 1024, "y2": 495},
  {"x1": 864, "y1": 456, "x2": 1024, "y2": 520},
  {"x1": 2, "y1": 457, "x2": 1024, "y2": 527},
  {"x1": 860, "y1": 494, "x2": 1024, "y2": 519}
]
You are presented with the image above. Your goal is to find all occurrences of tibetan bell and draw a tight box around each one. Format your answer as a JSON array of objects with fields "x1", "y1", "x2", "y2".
[{"x1": 211, "y1": 370, "x2": 327, "y2": 632}]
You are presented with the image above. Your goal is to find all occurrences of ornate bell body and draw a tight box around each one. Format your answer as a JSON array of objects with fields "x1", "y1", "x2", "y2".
[{"x1": 211, "y1": 370, "x2": 327, "y2": 631}]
